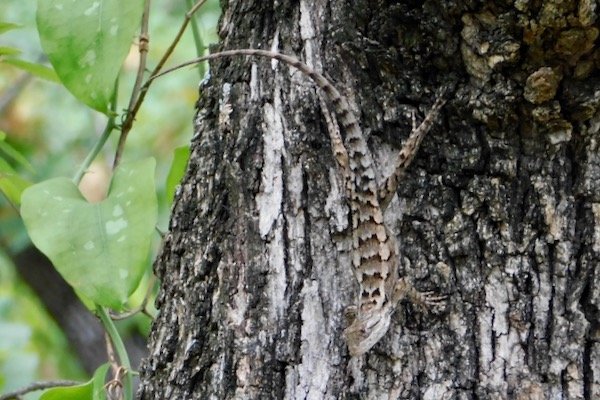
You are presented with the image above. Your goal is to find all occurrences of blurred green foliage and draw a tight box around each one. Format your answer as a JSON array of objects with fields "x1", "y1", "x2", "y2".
[
  {"x1": 0, "y1": 0, "x2": 220, "y2": 396},
  {"x1": 0, "y1": 256, "x2": 85, "y2": 399}
]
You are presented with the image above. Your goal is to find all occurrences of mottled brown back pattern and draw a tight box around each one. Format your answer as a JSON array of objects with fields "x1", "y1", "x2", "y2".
[{"x1": 154, "y1": 49, "x2": 445, "y2": 356}]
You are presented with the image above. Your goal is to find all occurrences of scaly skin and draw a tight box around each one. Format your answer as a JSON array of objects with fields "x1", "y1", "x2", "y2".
[{"x1": 154, "y1": 49, "x2": 445, "y2": 356}]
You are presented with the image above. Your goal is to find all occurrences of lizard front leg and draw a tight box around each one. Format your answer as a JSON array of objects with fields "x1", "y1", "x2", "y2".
[{"x1": 378, "y1": 95, "x2": 446, "y2": 211}]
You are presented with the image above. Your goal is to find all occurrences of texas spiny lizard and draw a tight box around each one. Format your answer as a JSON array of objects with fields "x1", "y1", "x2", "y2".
[{"x1": 155, "y1": 49, "x2": 445, "y2": 357}]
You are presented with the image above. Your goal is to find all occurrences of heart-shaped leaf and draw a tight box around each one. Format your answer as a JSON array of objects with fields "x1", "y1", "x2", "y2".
[
  {"x1": 36, "y1": 0, "x2": 145, "y2": 113},
  {"x1": 21, "y1": 158, "x2": 157, "y2": 309}
]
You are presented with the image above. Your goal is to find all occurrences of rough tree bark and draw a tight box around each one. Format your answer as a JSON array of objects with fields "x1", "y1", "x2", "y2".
[{"x1": 139, "y1": 0, "x2": 600, "y2": 399}]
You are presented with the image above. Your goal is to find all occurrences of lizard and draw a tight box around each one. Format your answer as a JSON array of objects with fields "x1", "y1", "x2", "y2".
[{"x1": 152, "y1": 49, "x2": 445, "y2": 357}]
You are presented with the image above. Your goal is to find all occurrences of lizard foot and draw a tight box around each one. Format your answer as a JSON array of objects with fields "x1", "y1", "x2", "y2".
[{"x1": 393, "y1": 278, "x2": 445, "y2": 313}]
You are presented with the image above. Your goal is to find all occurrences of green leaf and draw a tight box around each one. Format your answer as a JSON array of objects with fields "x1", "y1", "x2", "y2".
[
  {"x1": 40, "y1": 380, "x2": 92, "y2": 400},
  {"x1": 0, "y1": 132, "x2": 34, "y2": 205},
  {"x1": 36, "y1": 0, "x2": 145, "y2": 113},
  {"x1": 0, "y1": 174, "x2": 31, "y2": 207},
  {"x1": 2, "y1": 58, "x2": 59, "y2": 82},
  {"x1": 0, "y1": 22, "x2": 21, "y2": 35},
  {"x1": 166, "y1": 145, "x2": 190, "y2": 204},
  {"x1": 92, "y1": 363, "x2": 109, "y2": 400},
  {"x1": 0, "y1": 46, "x2": 21, "y2": 56},
  {"x1": 21, "y1": 158, "x2": 157, "y2": 310},
  {"x1": 40, "y1": 363, "x2": 109, "y2": 400},
  {"x1": 0, "y1": 130, "x2": 35, "y2": 172}
]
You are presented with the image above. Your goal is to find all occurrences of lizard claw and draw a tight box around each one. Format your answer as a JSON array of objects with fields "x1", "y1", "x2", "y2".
[
  {"x1": 398, "y1": 281, "x2": 446, "y2": 313},
  {"x1": 421, "y1": 292, "x2": 446, "y2": 306},
  {"x1": 394, "y1": 279, "x2": 446, "y2": 312}
]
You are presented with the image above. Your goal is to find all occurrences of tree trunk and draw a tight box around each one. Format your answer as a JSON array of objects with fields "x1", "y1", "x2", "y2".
[{"x1": 139, "y1": 0, "x2": 600, "y2": 398}]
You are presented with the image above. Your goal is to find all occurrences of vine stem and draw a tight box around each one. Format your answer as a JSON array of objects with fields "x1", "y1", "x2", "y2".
[
  {"x1": 72, "y1": 79, "x2": 119, "y2": 185},
  {"x1": 98, "y1": 306, "x2": 133, "y2": 400},
  {"x1": 113, "y1": 0, "x2": 209, "y2": 170},
  {"x1": 113, "y1": 0, "x2": 152, "y2": 170},
  {"x1": 0, "y1": 381, "x2": 80, "y2": 400}
]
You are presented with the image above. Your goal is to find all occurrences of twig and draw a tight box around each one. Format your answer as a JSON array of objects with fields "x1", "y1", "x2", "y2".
[
  {"x1": 127, "y1": 0, "x2": 152, "y2": 117},
  {"x1": 98, "y1": 306, "x2": 133, "y2": 400},
  {"x1": 105, "y1": 367, "x2": 126, "y2": 400},
  {"x1": 104, "y1": 333, "x2": 125, "y2": 400},
  {"x1": 113, "y1": 0, "x2": 209, "y2": 169},
  {"x1": 0, "y1": 380, "x2": 80, "y2": 400},
  {"x1": 113, "y1": 0, "x2": 152, "y2": 170},
  {"x1": 110, "y1": 274, "x2": 157, "y2": 320}
]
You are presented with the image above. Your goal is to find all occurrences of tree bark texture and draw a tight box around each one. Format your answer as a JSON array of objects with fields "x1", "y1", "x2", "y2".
[{"x1": 139, "y1": 0, "x2": 600, "y2": 399}]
